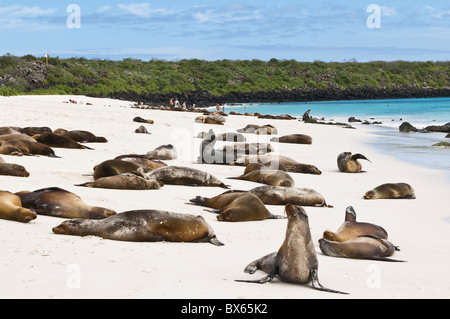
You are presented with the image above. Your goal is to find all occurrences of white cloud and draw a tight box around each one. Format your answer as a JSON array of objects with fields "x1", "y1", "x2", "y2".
[
  {"x1": 380, "y1": 6, "x2": 397, "y2": 17},
  {"x1": 0, "y1": 5, "x2": 56, "y2": 17},
  {"x1": 97, "y1": 6, "x2": 112, "y2": 13},
  {"x1": 118, "y1": 3, "x2": 172, "y2": 18},
  {"x1": 433, "y1": 10, "x2": 450, "y2": 19},
  {"x1": 192, "y1": 6, "x2": 262, "y2": 24}
]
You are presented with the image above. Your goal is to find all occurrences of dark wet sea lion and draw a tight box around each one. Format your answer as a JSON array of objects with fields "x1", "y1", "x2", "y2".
[
  {"x1": 21, "y1": 126, "x2": 52, "y2": 136},
  {"x1": 77, "y1": 174, "x2": 163, "y2": 190},
  {"x1": 248, "y1": 185, "x2": 328, "y2": 207},
  {"x1": 141, "y1": 166, "x2": 229, "y2": 188},
  {"x1": 33, "y1": 132, "x2": 93, "y2": 149},
  {"x1": 133, "y1": 116, "x2": 154, "y2": 124},
  {"x1": 231, "y1": 155, "x2": 322, "y2": 175},
  {"x1": 235, "y1": 204, "x2": 347, "y2": 294},
  {"x1": 323, "y1": 206, "x2": 389, "y2": 242},
  {"x1": 52, "y1": 209, "x2": 224, "y2": 246},
  {"x1": 0, "y1": 139, "x2": 59, "y2": 157},
  {"x1": 93, "y1": 159, "x2": 141, "y2": 180},
  {"x1": 364, "y1": 183, "x2": 416, "y2": 199},
  {"x1": 337, "y1": 152, "x2": 371, "y2": 173},
  {"x1": 16, "y1": 187, "x2": 116, "y2": 219},
  {"x1": 271, "y1": 134, "x2": 312, "y2": 145},
  {"x1": 54, "y1": 129, "x2": 108, "y2": 143},
  {"x1": 0, "y1": 163, "x2": 30, "y2": 177},
  {"x1": 0, "y1": 191, "x2": 37, "y2": 223},
  {"x1": 189, "y1": 192, "x2": 281, "y2": 222}
]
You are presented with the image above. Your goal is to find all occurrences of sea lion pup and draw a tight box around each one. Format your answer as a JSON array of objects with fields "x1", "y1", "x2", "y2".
[
  {"x1": 337, "y1": 152, "x2": 371, "y2": 173},
  {"x1": 114, "y1": 154, "x2": 167, "y2": 170},
  {"x1": 364, "y1": 183, "x2": 416, "y2": 199},
  {"x1": 235, "y1": 204, "x2": 347, "y2": 294},
  {"x1": 248, "y1": 185, "x2": 328, "y2": 207},
  {"x1": 135, "y1": 125, "x2": 150, "y2": 134},
  {"x1": 52, "y1": 209, "x2": 224, "y2": 246},
  {"x1": 228, "y1": 163, "x2": 295, "y2": 188},
  {"x1": 230, "y1": 154, "x2": 322, "y2": 175},
  {"x1": 140, "y1": 166, "x2": 229, "y2": 188},
  {"x1": 189, "y1": 192, "x2": 282, "y2": 222},
  {"x1": 318, "y1": 236, "x2": 404, "y2": 262},
  {"x1": 16, "y1": 187, "x2": 116, "y2": 219},
  {"x1": 0, "y1": 191, "x2": 37, "y2": 223},
  {"x1": 271, "y1": 134, "x2": 313, "y2": 145},
  {"x1": 0, "y1": 162, "x2": 30, "y2": 177},
  {"x1": 93, "y1": 159, "x2": 141, "y2": 180},
  {"x1": 133, "y1": 116, "x2": 154, "y2": 124},
  {"x1": 54, "y1": 129, "x2": 108, "y2": 143},
  {"x1": 0, "y1": 139, "x2": 59, "y2": 157},
  {"x1": 33, "y1": 132, "x2": 94, "y2": 150},
  {"x1": 323, "y1": 206, "x2": 389, "y2": 242},
  {"x1": 77, "y1": 174, "x2": 163, "y2": 190},
  {"x1": 146, "y1": 144, "x2": 177, "y2": 160}
]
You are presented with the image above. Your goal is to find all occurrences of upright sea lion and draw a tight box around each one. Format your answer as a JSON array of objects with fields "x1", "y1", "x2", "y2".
[
  {"x1": 77, "y1": 174, "x2": 163, "y2": 190},
  {"x1": 16, "y1": 187, "x2": 116, "y2": 219},
  {"x1": 337, "y1": 152, "x2": 371, "y2": 173},
  {"x1": 54, "y1": 129, "x2": 108, "y2": 143},
  {"x1": 52, "y1": 209, "x2": 224, "y2": 246},
  {"x1": 0, "y1": 162, "x2": 30, "y2": 177},
  {"x1": 0, "y1": 139, "x2": 59, "y2": 157},
  {"x1": 235, "y1": 204, "x2": 347, "y2": 294},
  {"x1": 228, "y1": 164, "x2": 295, "y2": 188},
  {"x1": 114, "y1": 154, "x2": 167, "y2": 170},
  {"x1": 140, "y1": 166, "x2": 229, "y2": 188},
  {"x1": 364, "y1": 183, "x2": 416, "y2": 199},
  {"x1": 319, "y1": 236, "x2": 403, "y2": 262},
  {"x1": 33, "y1": 132, "x2": 93, "y2": 149},
  {"x1": 93, "y1": 159, "x2": 141, "y2": 180},
  {"x1": 323, "y1": 206, "x2": 389, "y2": 242},
  {"x1": 0, "y1": 191, "x2": 37, "y2": 223},
  {"x1": 146, "y1": 144, "x2": 177, "y2": 160},
  {"x1": 248, "y1": 185, "x2": 328, "y2": 207},
  {"x1": 189, "y1": 192, "x2": 281, "y2": 222},
  {"x1": 271, "y1": 134, "x2": 312, "y2": 145}
]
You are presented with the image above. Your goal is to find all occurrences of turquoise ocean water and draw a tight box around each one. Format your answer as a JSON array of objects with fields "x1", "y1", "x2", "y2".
[{"x1": 218, "y1": 97, "x2": 450, "y2": 181}]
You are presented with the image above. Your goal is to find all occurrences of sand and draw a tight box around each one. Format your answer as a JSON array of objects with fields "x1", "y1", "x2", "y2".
[{"x1": 0, "y1": 94, "x2": 449, "y2": 299}]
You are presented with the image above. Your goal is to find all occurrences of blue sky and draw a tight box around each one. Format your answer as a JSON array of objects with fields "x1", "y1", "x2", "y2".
[{"x1": 1, "y1": 1, "x2": 449, "y2": 61}]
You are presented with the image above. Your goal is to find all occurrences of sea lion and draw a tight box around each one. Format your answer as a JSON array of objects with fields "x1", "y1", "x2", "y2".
[
  {"x1": 229, "y1": 164, "x2": 295, "y2": 188},
  {"x1": 0, "y1": 127, "x2": 23, "y2": 135},
  {"x1": 52, "y1": 209, "x2": 224, "y2": 246},
  {"x1": 216, "y1": 132, "x2": 246, "y2": 142},
  {"x1": 16, "y1": 187, "x2": 116, "y2": 219},
  {"x1": 114, "y1": 154, "x2": 167, "y2": 170},
  {"x1": 199, "y1": 131, "x2": 236, "y2": 165},
  {"x1": 323, "y1": 206, "x2": 389, "y2": 242},
  {"x1": 0, "y1": 191, "x2": 37, "y2": 223},
  {"x1": 0, "y1": 163, "x2": 30, "y2": 177},
  {"x1": 133, "y1": 116, "x2": 154, "y2": 124},
  {"x1": 235, "y1": 204, "x2": 347, "y2": 294},
  {"x1": 77, "y1": 174, "x2": 163, "y2": 190},
  {"x1": 237, "y1": 124, "x2": 278, "y2": 135},
  {"x1": 189, "y1": 192, "x2": 282, "y2": 222},
  {"x1": 33, "y1": 132, "x2": 93, "y2": 149},
  {"x1": 54, "y1": 129, "x2": 108, "y2": 143},
  {"x1": 248, "y1": 185, "x2": 328, "y2": 207},
  {"x1": 319, "y1": 236, "x2": 404, "y2": 262},
  {"x1": 271, "y1": 134, "x2": 312, "y2": 145},
  {"x1": 135, "y1": 125, "x2": 150, "y2": 134},
  {"x1": 364, "y1": 183, "x2": 416, "y2": 199},
  {"x1": 21, "y1": 126, "x2": 52, "y2": 136},
  {"x1": 0, "y1": 139, "x2": 59, "y2": 157},
  {"x1": 231, "y1": 154, "x2": 322, "y2": 175},
  {"x1": 140, "y1": 166, "x2": 229, "y2": 188},
  {"x1": 0, "y1": 133, "x2": 37, "y2": 143},
  {"x1": 221, "y1": 143, "x2": 273, "y2": 157},
  {"x1": 93, "y1": 159, "x2": 141, "y2": 180},
  {"x1": 146, "y1": 144, "x2": 177, "y2": 160},
  {"x1": 337, "y1": 152, "x2": 371, "y2": 173}
]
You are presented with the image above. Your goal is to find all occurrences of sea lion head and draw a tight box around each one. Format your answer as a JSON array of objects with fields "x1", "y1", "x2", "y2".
[
  {"x1": 345, "y1": 206, "x2": 357, "y2": 222},
  {"x1": 364, "y1": 191, "x2": 376, "y2": 199},
  {"x1": 285, "y1": 204, "x2": 309, "y2": 223},
  {"x1": 16, "y1": 207, "x2": 37, "y2": 223},
  {"x1": 52, "y1": 219, "x2": 84, "y2": 235}
]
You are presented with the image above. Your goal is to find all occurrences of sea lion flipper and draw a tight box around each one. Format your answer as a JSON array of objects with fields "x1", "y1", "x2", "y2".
[
  {"x1": 267, "y1": 214, "x2": 285, "y2": 219},
  {"x1": 351, "y1": 153, "x2": 371, "y2": 163},
  {"x1": 235, "y1": 262, "x2": 278, "y2": 284},
  {"x1": 310, "y1": 269, "x2": 349, "y2": 295}
]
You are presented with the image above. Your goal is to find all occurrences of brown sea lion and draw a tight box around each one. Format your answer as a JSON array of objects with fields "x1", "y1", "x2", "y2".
[
  {"x1": 21, "y1": 126, "x2": 52, "y2": 136},
  {"x1": 0, "y1": 133, "x2": 37, "y2": 143},
  {"x1": 0, "y1": 191, "x2": 37, "y2": 223},
  {"x1": 271, "y1": 134, "x2": 313, "y2": 145},
  {"x1": 189, "y1": 192, "x2": 282, "y2": 222},
  {"x1": 237, "y1": 124, "x2": 278, "y2": 135},
  {"x1": 146, "y1": 144, "x2": 177, "y2": 160},
  {"x1": 337, "y1": 152, "x2": 371, "y2": 173},
  {"x1": 77, "y1": 174, "x2": 163, "y2": 190},
  {"x1": 114, "y1": 154, "x2": 167, "y2": 170},
  {"x1": 54, "y1": 129, "x2": 108, "y2": 143},
  {"x1": 248, "y1": 185, "x2": 328, "y2": 207},
  {"x1": 52, "y1": 209, "x2": 224, "y2": 246},
  {"x1": 216, "y1": 132, "x2": 246, "y2": 142},
  {"x1": 0, "y1": 163, "x2": 30, "y2": 177},
  {"x1": 235, "y1": 204, "x2": 347, "y2": 294},
  {"x1": 221, "y1": 143, "x2": 273, "y2": 157},
  {"x1": 133, "y1": 116, "x2": 154, "y2": 124},
  {"x1": 33, "y1": 132, "x2": 93, "y2": 149},
  {"x1": 16, "y1": 187, "x2": 116, "y2": 219},
  {"x1": 319, "y1": 236, "x2": 404, "y2": 262},
  {"x1": 364, "y1": 183, "x2": 416, "y2": 199},
  {"x1": 229, "y1": 164, "x2": 295, "y2": 188},
  {"x1": 0, "y1": 127, "x2": 23, "y2": 135},
  {"x1": 135, "y1": 125, "x2": 150, "y2": 134},
  {"x1": 0, "y1": 139, "x2": 59, "y2": 157},
  {"x1": 140, "y1": 166, "x2": 229, "y2": 188},
  {"x1": 322, "y1": 206, "x2": 389, "y2": 242},
  {"x1": 93, "y1": 159, "x2": 141, "y2": 180}
]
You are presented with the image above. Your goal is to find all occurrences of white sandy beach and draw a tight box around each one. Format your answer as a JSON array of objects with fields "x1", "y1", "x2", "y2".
[{"x1": 0, "y1": 94, "x2": 449, "y2": 300}]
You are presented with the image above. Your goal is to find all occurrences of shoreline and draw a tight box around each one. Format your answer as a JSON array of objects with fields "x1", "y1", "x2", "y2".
[{"x1": 1, "y1": 95, "x2": 449, "y2": 299}]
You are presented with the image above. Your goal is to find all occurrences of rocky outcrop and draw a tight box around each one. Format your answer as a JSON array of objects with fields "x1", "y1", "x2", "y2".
[
  {"x1": 399, "y1": 122, "x2": 418, "y2": 133},
  {"x1": 424, "y1": 123, "x2": 450, "y2": 133}
]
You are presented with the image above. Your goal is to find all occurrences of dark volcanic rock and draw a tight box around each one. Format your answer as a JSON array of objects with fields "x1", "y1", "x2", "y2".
[
  {"x1": 399, "y1": 122, "x2": 418, "y2": 133},
  {"x1": 424, "y1": 122, "x2": 450, "y2": 133}
]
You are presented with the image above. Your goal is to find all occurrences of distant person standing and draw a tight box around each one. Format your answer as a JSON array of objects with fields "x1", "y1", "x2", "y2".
[
  {"x1": 182, "y1": 101, "x2": 187, "y2": 109},
  {"x1": 175, "y1": 98, "x2": 180, "y2": 108},
  {"x1": 169, "y1": 98, "x2": 174, "y2": 108}
]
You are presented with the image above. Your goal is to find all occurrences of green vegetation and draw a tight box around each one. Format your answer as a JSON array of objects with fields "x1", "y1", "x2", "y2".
[{"x1": 0, "y1": 54, "x2": 448, "y2": 103}]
